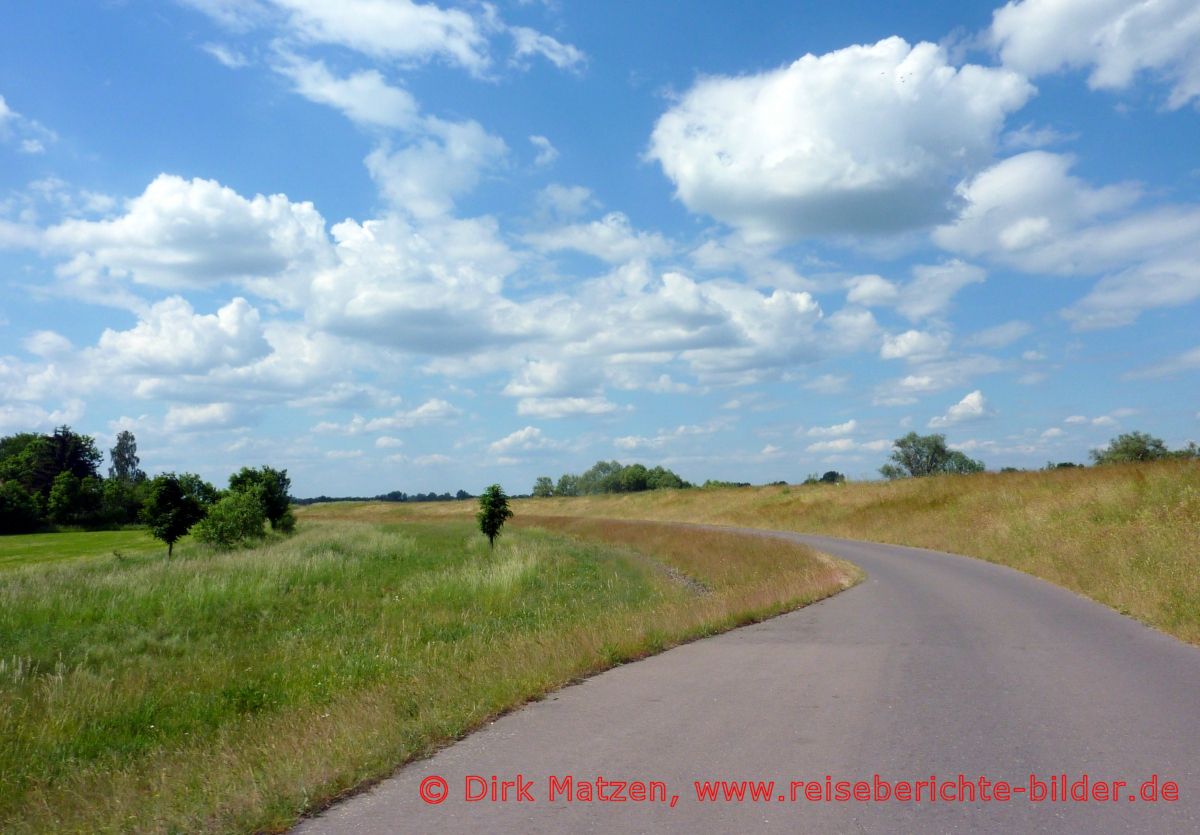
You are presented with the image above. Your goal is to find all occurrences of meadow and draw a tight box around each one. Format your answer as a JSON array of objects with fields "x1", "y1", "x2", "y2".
[
  {"x1": 496, "y1": 460, "x2": 1200, "y2": 644},
  {"x1": 0, "y1": 512, "x2": 854, "y2": 833}
]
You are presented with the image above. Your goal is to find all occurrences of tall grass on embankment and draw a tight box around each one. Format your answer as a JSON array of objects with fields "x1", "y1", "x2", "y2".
[
  {"x1": 0, "y1": 514, "x2": 855, "y2": 833},
  {"x1": 504, "y1": 460, "x2": 1200, "y2": 644}
]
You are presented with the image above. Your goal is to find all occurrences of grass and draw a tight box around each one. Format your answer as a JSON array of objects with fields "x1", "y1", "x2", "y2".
[
  {"x1": 494, "y1": 460, "x2": 1200, "y2": 644},
  {"x1": 0, "y1": 512, "x2": 855, "y2": 833},
  {"x1": 0, "y1": 529, "x2": 163, "y2": 571}
]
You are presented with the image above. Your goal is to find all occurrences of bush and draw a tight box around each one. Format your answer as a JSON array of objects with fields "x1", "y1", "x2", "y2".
[{"x1": 193, "y1": 489, "x2": 266, "y2": 550}]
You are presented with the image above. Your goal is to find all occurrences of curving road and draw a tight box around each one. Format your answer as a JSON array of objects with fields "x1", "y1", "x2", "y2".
[{"x1": 295, "y1": 529, "x2": 1200, "y2": 833}]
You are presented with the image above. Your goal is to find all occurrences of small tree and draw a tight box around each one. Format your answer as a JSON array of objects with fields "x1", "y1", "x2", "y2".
[
  {"x1": 193, "y1": 488, "x2": 267, "y2": 549},
  {"x1": 1090, "y1": 431, "x2": 1170, "y2": 465},
  {"x1": 229, "y1": 466, "x2": 292, "y2": 529},
  {"x1": 141, "y1": 473, "x2": 206, "y2": 558},
  {"x1": 820, "y1": 470, "x2": 846, "y2": 484},
  {"x1": 531, "y1": 476, "x2": 554, "y2": 498},
  {"x1": 477, "y1": 484, "x2": 513, "y2": 549}
]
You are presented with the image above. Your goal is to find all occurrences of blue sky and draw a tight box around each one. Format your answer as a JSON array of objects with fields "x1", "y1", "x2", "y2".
[{"x1": 1, "y1": 0, "x2": 1198, "y2": 496}]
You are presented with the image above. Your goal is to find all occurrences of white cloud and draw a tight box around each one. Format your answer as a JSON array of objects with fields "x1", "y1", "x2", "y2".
[
  {"x1": 516, "y1": 396, "x2": 618, "y2": 419},
  {"x1": 365, "y1": 120, "x2": 508, "y2": 218},
  {"x1": 880, "y1": 329, "x2": 951, "y2": 362},
  {"x1": 846, "y1": 274, "x2": 899, "y2": 307},
  {"x1": 525, "y1": 212, "x2": 672, "y2": 263},
  {"x1": 272, "y1": 0, "x2": 492, "y2": 75},
  {"x1": 1001, "y1": 122, "x2": 1077, "y2": 150},
  {"x1": 934, "y1": 152, "x2": 1143, "y2": 272},
  {"x1": 935, "y1": 152, "x2": 1200, "y2": 330},
  {"x1": 164, "y1": 402, "x2": 241, "y2": 432},
  {"x1": 1041, "y1": 427, "x2": 1064, "y2": 438},
  {"x1": 991, "y1": 0, "x2": 1200, "y2": 109},
  {"x1": 929, "y1": 390, "x2": 992, "y2": 427},
  {"x1": 536, "y1": 184, "x2": 597, "y2": 218},
  {"x1": 510, "y1": 26, "x2": 585, "y2": 70},
  {"x1": 874, "y1": 355, "x2": 1005, "y2": 405},
  {"x1": 0, "y1": 398, "x2": 85, "y2": 435},
  {"x1": 1064, "y1": 415, "x2": 1088, "y2": 424},
  {"x1": 529, "y1": 135, "x2": 558, "y2": 166},
  {"x1": 375, "y1": 436, "x2": 404, "y2": 448},
  {"x1": 276, "y1": 56, "x2": 419, "y2": 129},
  {"x1": 898, "y1": 261, "x2": 986, "y2": 320},
  {"x1": 806, "y1": 438, "x2": 857, "y2": 453},
  {"x1": 308, "y1": 213, "x2": 527, "y2": 353},
  {"x1": 314, "y1": 398, "x2": 462, "y2": 434},
  {"x1": 616, "y1": 422, "x2": 724, "y2": 450},
  {"x1": 489, "y1": 425, "x2": 562, "y2": 454},
  {"x1": 807, "y1": 419, "x2": 857, "y2": 437},
  {"x1": 1062, "y1": 254, "x2": 1200, "y2": 329},
  {"x1": 648, "y1": 37, "x2": 1032, "y2": 241},
  {"x1": 95, "y1": 296, "x2": 270, "y2": 374},
  {"x1": 23, "y1": 331, "x2": 73, "y2": 359},
  {"x1": 202, "y1": 42, "x2": 250, "y2": 68},
  {"x1": 0, "y1": 93, "x2": 57, "y2": 155},
  {"x1": 44, "y1": 175, "x2": 331, "y2": 301}
]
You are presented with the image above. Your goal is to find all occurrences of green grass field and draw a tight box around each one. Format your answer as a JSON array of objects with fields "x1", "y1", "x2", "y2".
[
  {"x1": 0, "y1": 528, "x2": 163, "y2": 571},
  {"x1": 0, "y1": 512, "x2": 853, "y2": 833}
]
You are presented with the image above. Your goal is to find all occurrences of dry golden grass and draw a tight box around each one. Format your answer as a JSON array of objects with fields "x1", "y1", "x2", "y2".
[{"x1": 485, "y1": 460, "x2": 1200, "y2": 644}]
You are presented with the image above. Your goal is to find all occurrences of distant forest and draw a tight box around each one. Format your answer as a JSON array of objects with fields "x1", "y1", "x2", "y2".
[{"x1": 293, "y1": 490, "x2": 473, "y2": 505}]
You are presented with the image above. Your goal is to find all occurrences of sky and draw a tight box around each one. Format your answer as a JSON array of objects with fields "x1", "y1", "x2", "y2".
[{"x1": 1, "y1": 0, "x2": 1198, "y2": 496}]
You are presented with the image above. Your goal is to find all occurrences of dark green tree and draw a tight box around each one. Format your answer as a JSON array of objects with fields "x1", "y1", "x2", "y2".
[
  {"x1": 1090, "y1": 431, "x2": 1171, "y2": 465},
  {"x1": 531, "y1": 476, "x2": 554, "y2": 497},
  {"x1": 141, "y1": 473, "x2": 206, "y2": 558},
  {"x1": 820, "y1": 470, "x2": 846, "y2": 484},
  {"x1": 108, "y1": 430, "x2": 146, "y2": 482},
  {"x1": 477, "y1": 484, "x2": 514, "y2": 549},
  {"x1": 880, "y1": 432, "x2": 985, "y2": 479},
  {"x1": 0, "y1": 481, "x2": 42, "y2": 533}
]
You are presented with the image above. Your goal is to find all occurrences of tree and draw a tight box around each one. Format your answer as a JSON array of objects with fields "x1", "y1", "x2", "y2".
[
  {"x1": 820, "y1": 470, "x2": 846, "y2": 484},
  {"x1": 477, "y1": 484, "x2": 514, "y2": 549},
  {"x1": 578, "y1": 460, "x2": 624, "y2": 494},
  {"x1": 108, "y1": 430, "x2": 146, "y2": 482},
  {"x1": 47, "y1": 472, "x2": 81, "y2": 525},
  {"x1": 1090, "y1": 431, "x2": 1171, "y2": 465},
  {"x1": 228, "y1": 466, "x2": 292, "y2": 530},
  {"x1": 617, "y1": 463, "x2": 649, "y2": 493},
  {"x1": 880, "y1": 432, "x2": 985, "y2": 479},
  {"x1": 0, "y1": 481, "x2": 42, "y2": 534},
  {"x1": 193, "y1": 488, "x2": 266, "y2": 549},
  {"x1": 555, "y1": 473, "x2": 581, "y2": 497},
  {"x1": 531, "y1": 476, "x2": 554, "y2": 497},
  {"x1": 141, "y1": 473, "x2": 206, "y2": 558}
]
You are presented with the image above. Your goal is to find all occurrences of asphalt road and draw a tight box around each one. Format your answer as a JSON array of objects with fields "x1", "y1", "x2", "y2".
[{"x1": 295, "y1": 529, "x2": 1200, "y2": 834}]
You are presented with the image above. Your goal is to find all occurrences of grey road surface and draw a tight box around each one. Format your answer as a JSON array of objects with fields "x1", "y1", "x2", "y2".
[{"x1": 295, "y1": 529, "x2": 1200, "y2": 834}]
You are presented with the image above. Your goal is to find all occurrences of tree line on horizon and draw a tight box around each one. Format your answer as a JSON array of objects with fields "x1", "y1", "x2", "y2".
[
  {"x1": 0, "y1": 426, "x2": 293, "y2": 554},
  {"x1": 531, "y1": 460, "x2": 692, "y2": 497}
]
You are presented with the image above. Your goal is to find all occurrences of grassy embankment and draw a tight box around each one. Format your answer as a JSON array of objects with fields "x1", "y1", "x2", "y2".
[
  {"x1": 483, "y1": 460, "x2": 1199, "y2": 644},
  {"x1": 0, "y1": 510, "x2": 855, "y2": 833}
]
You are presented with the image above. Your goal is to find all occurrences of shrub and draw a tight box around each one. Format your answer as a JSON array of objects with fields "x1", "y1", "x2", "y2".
[{"x1": 193, "y1": 489, "x2": 266, "y2": 550}]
